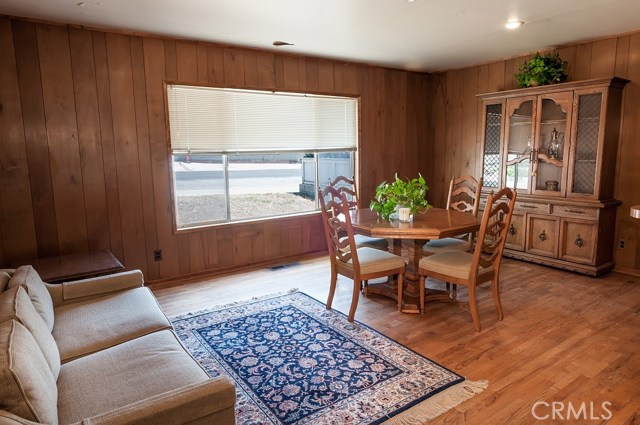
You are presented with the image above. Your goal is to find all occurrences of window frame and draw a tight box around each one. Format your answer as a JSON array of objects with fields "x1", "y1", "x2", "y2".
[{"x1": 163, "y1": 81, "x2": 361, "y2": 232}]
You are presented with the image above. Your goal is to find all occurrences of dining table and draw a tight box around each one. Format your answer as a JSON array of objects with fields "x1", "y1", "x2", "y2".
[{"x1": 349, "y1": 207, "x2": 480, "y2": 313}]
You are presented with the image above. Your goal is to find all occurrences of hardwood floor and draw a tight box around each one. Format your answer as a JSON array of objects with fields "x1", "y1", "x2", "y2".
[{"x1": 151, "y1": 256, "x2": 640, "y2": 425}]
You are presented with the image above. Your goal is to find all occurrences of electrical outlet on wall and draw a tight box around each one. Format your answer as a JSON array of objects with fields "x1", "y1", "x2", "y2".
[
  {"x1": 619, "y1": 239, "x2": 626, "y2": 249},
  {"x1": 154, "y1": 249, "x2": 163, "y2": 261}
]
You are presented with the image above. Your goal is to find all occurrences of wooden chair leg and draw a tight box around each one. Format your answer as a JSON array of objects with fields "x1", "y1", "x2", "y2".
[
  {"x1": 327, "y1": 266, "x2": 337, "y2": 310},
  {"x1": 419, "y1": 275, "x2": 425, "y2": 314},
  {"x1": 397, "y1": 273, "x2": 404, "y2": 311},
  {"x1": 492, "y1": 274, "x2": 504, "y2": 321},
  {"x1": 363, "y1": 280, "x2": 369, "y2": 297},
  {"x1": 468, "y1": 284, "x2": 481, "y2": 332},
  {"x1": 452, "y1": 284, "x2": 458, "y2": 301},
  {"x1": 348, "y1": 280, "x2": 361, "y2": 322}
]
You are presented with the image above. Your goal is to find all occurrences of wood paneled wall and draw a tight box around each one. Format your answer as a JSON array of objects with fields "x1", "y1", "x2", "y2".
[
  {"x1": 425, "y1": 33, "x2": 640, "y2": 271},
  {"x1": 0, "y1": 18, "x2": 429, "y2": 280}
]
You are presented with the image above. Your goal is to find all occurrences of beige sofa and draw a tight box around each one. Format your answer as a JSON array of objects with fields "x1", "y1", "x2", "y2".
[{"x1": 0, "y1": 266, "x2": 236, "y2": 425}]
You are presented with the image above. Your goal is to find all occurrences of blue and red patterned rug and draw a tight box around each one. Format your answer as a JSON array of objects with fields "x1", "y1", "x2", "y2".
[{"x1": 171, "y1": 292, "x2": 486, "y2": 425}]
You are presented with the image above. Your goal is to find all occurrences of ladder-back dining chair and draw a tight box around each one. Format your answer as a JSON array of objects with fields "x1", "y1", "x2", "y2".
[
  {"x1": 319, "y1": 187, "x2": 406, "y2": 322},
  {"x1": 327, "y1": 176, "x2": 388, "y2": 251},
  {"x1": 418, "y1": 187, "x2": 516, "y2": 331},
  {"x1": 423, "y1": 175, "x2": 483, "y2": 255}
]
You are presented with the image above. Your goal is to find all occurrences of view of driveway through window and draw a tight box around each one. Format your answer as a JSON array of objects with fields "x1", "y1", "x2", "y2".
[{"x1": 173, "y1": 152, "x2": 352, "y2": 226}]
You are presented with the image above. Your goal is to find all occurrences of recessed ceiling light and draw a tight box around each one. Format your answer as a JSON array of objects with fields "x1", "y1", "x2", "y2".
[
  {"x1": 505, "y1": 20, "x2": 524, "y2": 30},
  {"x1": 408, "y1": 0, "x2": 416, "y2": 3}
]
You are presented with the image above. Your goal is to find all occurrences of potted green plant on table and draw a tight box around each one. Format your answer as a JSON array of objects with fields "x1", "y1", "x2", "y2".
[
  {"x1": 369, "y1": 174, "x2": 431, "y2": 221},
  {"x1": 515, "y1": 51, "x2": 568, "y2": 88}
]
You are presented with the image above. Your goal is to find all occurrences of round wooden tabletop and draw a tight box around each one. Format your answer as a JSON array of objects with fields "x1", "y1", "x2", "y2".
[{"x1": 349, "y1": 207, "x2": 480, "y2": 240}]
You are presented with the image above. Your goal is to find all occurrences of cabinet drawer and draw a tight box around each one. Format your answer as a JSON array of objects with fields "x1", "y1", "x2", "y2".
[
  {"x1": 505, "y1": 213, "x2": 525, "y2": 251},
  {"x1": 526, "y1": 215, "x2": 559, "y2": 258},
  {"x1": 515, "y1": 201, "x2": 551, "y2": 214},
  {"x1": 560, "y1": 220, "x2": 597, "y2": 264},
  {"x1": 552, "y1": 205, "x2": 598, "y2": 218}
]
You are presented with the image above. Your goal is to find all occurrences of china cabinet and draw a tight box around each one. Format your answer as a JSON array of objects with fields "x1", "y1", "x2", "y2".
[{"x1": 478, "y1": 77, "x2": 628, "y2": 275}]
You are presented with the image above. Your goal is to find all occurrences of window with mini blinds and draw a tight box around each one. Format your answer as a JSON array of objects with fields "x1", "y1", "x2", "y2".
[{"x1": 166, "y1": 84, "x2": 358, "y2": 229}]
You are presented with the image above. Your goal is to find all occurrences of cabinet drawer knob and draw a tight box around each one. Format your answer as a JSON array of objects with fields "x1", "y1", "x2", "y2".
[
  {"x1": 575, "y1": 234, "x2": 584, "y2": 248},
  {"x1": 508, "y1": 224, "x2": 516, "y2": 236},
  {"x1": 566, "y1": 208, "x2": 584, "y2": 214},
  {"x1": 538, "y1": 230, "x2": 547, "y2": 241}
]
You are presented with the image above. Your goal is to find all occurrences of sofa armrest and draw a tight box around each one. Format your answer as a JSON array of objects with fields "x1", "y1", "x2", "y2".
[
  {"x1": 0, "y1": 411, "x2": 41, "y2": 425},
  {"x1": 76, "y1": 377, "x2": 236, "y2": 425},
  {"x1": 46, "y1": 270, "x2": 144, "y2": 306}
]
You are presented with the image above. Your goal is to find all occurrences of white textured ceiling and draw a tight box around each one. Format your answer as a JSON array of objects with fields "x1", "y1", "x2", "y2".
[{"x1": 1, "y1": 0, "x2": 639, "y2": 72}]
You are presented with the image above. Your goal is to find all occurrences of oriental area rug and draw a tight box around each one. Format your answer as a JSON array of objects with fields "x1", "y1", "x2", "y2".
[{"x1": 171, "y1": 292, "x2": 486, "y2": 425}]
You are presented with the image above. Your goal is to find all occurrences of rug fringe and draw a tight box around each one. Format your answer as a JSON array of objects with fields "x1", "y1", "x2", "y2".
[
  {"x1": 383, "y1": 380, "x2": 488, "y2": 425},
  {"x1": 170, "y1": 288, "x2": 299, "y2": 320}
]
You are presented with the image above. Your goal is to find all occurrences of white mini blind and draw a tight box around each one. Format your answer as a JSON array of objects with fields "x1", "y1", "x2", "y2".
[{"x1": 167, "y1": 85, "x2": 358, "y2": 153}]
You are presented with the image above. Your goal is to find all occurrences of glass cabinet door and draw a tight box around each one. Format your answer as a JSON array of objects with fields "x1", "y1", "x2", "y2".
[
  {"x1": 504, "y1": 97, "x2": 535, "y2": 193},
  {"x1": 532, "y1": 92, "x2": 573, "y2": 196},
  {"x1": 482, "y1": 102, "x2": 503, "y2": 190},
  {"x1": 568, "y1": 91, "x2": 603, "y2": 197}
]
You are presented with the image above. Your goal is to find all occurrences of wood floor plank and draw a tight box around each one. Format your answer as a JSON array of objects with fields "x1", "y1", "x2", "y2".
[{"x1": 152, "y1": 257, "x2": 640, "y2": 424}]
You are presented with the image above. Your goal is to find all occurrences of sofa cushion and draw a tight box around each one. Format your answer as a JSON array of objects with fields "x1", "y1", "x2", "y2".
[
  {"x1": 0, "y1": 320, "x2": 58, "y2": 425},
  {"x1": 0, "y1": 271, "x2": 11, "y2": 293},
  {"x1": 7, "y1": 266, "x2": 55, "y2": 332},
  {"x1": 57, "y1": 329, "x2": 210, "y2": 424},
  {"x1": 0, "y1": 286, "x2": 60, "y2": 379},
  {"x1": 53, "y1": 286, "x2": 172, "y2": 362}
]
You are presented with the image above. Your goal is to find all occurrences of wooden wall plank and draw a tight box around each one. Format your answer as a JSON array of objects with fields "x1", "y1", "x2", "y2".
[
  {"x1": 189, "y1": 233, "x2": 207, "y2": 273},
  {"x1": 243, "y1": 50, "x2": 258, "y2": 87},
  {"x1": 343, "y1": 64, "x2": 357, "y2": 94},
  {"x1": 205, "y1": 229, "x2": 219, "y2": 268},
  {"x1": 461, "y1": 66, "x2": 479, "y2": 178},
  {"x1": 574, "y1": 43, "x2": 592, "y2": 81},
  {"x1": 444, "y1": 70, "x2": 463, "y2": 182},
  {"x1": 274, "y1": 56, "x2": 284, "y2": 89},
  {"x1": 36, "y1": 24, "x2": 88, "y2": 254},
  {"x1": 196, "y1": 43, "x2": 208, "y2": 83},
  {"x1": 318, "y1": 60, "x2": 334, "y2": 92},
  {"x1": 11, "y1": 20, "x2": 58, "y2": 257},
  {"x1": 503, "y1": 58, "x2": 517, "y2": 90},
  {"x1": 216, "y1": 228, "x2": 234, "y2": 267},
  {"x1": 256, "y1": 52, "x2": 275, "y2": 89},
  {"x1": 556, "y1": 46, "x2": 577, "y2": 81},
  {"x1": 282, "y1": 56, "x2": 299, "y2": 90},
  {"x1": 223, "y1": 47, "x2": 245, "y2": 86},
  {"x1": 614, "y1": 35, "x2": 630, "y2": 79},
  {"x1": 130, "y1": 36, "x2": 160, "y2": 280},
  {"x1": 143, "y1": 37, "x2": 179, "y2": 277},
  {"x1": 487, "y1": 61, "x2": 505, "y2": 92},
  {"x1": 305, "y1": 58, "x2": 319, "y2": 92},
  {"x1": 69, "y1": 28, "x2": 110, "y2": 253},
  {"x1": 0, "y1": 18, "x2": 38, "y2": 261},
  {"x1": 93, "y1": 31, "x2": 124, "y2": 261},
  {"x1": 430, "y1": 74, "x2": 447, "y2": 208},
  {"x1": 206, "y1": 44, "x2": 225, "y2": 85},
  {"x1": 105, "y1": 33, "x2": 148, "y2": 275},
  {"x1": 590, "y1": 38, "x2": 617, "y2": 78},
  {"x1": 297, "y1": 58, "x2": 307, "y2": 90},
  {"x1": 172, "y1": 41, "x2": 198, "y2": 275}
]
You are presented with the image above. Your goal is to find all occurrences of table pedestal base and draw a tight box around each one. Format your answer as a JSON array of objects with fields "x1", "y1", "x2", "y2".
[{"x1": 363, "y1": 239, "x2": 451, "y2": 314}]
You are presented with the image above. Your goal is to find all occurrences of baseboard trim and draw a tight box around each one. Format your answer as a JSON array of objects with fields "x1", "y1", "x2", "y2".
[{"x1": 147, "y1": 250, "x2": 326, "y2": 289}]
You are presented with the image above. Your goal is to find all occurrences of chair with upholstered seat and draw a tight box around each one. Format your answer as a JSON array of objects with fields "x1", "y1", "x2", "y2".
[
  {"x1": 319, "y1": 187, "x2": 405, "y2": 322},
  {"x1": 418, "y1": 187, "x2": 516, "y2": 331},
  {"x1": 327, "y1": 175, "x2": 388, "y2": 251},
  {"x1": 423, "y1": 175, "x2": 483, "y2": 255}
]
